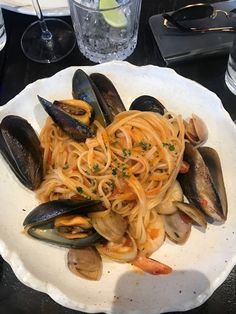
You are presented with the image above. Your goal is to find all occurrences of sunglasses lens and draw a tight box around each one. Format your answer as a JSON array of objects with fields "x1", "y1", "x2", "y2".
[
  {"x1": 229, "y1": 8, "x2": 236, "y2": 16},
  {"x1": 172, "y1": 5, "x2": 214, "y2": 22}
]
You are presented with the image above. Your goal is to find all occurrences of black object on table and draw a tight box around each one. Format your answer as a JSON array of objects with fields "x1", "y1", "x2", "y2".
[{"x1": 0, "y1": 1, "x2": 235, "y2": 313}]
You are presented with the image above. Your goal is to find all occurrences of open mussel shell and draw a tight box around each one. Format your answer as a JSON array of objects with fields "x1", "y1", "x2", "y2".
[
  {"x1": 53, "y1": 99, "x2": 93, "y2": 126},
  {"x1": 38, "y1": 96, "x2": 95, "y2": 142},
  {"x1": 68, "y1": 247, "x2": 102, "y2": 281},
  {"x1": 72, "y1": 69, "x2": 110, "y2": 126},
  {"x1": 0, "y1": 115, "x2": 43, "y2": 190},
  {"x1": 178, "y1": 143, "x2": 227, "y2": 222},
  {"x1": 24, "y1": 199, "x2": 104, "y2": 248},
  {"x1": 89, "y1": 73, "x2": 126, "y2": 118},
  {"x1": 130, "y1": 95, "x2": 166, "y2": 115}
]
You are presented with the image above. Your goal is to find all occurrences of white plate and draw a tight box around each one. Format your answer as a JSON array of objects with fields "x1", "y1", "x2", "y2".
[
  {"x1": 1, "y1": 0, "x2": 70, "y2": 16},
  {"x1": 0, "y1": 61, "x2": 235, "y2": 314}
]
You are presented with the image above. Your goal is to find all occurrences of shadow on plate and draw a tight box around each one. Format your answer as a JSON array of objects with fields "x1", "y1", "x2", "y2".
[{"x1": 111, "y1": 269, "x2": 210, "y2": 314}]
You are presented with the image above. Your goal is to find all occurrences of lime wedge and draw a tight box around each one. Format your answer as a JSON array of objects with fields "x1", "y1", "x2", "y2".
[{"x1": 99, "y1": 0, "x2": 128, "y2": 28}]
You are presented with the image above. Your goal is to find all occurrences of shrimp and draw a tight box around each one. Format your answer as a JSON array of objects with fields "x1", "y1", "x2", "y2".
[{"x1": 131, "y1": 255, "x2": 172, "y2": 275}]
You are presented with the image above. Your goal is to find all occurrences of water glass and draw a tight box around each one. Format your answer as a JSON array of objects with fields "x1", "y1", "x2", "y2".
[
  {"x1": 0, "y1": 8, "x2": 7, "y2": 51},
  {"x1": 68, "y1": 0, "x2": 142, "y2": 63},
  {"x1": 225, "y1": 38, "x2": 236, "y2": 95}
]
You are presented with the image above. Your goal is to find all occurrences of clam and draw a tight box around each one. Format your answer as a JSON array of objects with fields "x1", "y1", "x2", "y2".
[
  {"x1": 38, "y1": 96, "x2": 95, "y2": 142},
  {"x1": 156, "y1": 181, "x2": 183, "y2": 215},
  {"x1": 97, "y1": 232, "x2": 137, "y2": 262},
  {"x1": 89, "y1": 73, "x2": 126, "y2": 118},
  {"x1": 90, "y1": 211, "x2": 128, "y2": 243},
  {"x1": 23, "y1": 199, "x2": 104, "y2": 248},
  {"x1": 174, "y1": 201, "x2": 207, "y2": 228},
  {"x1": 178, "y1": 143, "x2": 227, "y2": 221},
  {"x1": 184, "y1": 114, "x2": 208, "y2": 147},
  {"x1": 162, "y1": 210, "x2": 192, "y2": 244},
  {"x1": 68, "y1": 247, "x2": 102, "y2": 281},
  {"x1": 0, "y1": 115, "x2": 43, "y2": 190},
  {"x1": 130, "y1": 95, "x2": 166, "y2": 115}
]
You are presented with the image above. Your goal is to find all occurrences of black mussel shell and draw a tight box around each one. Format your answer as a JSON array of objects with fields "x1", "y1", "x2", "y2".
[
  {"x1": 72, "y1": 69, "x2": 110, "y2": 126},
  {"x1": 23, "y1": 199, "x2": 102, "y2": 227},
  {"x1": 0, "y1": 115, "x2": 43, "y2": 190},
  {"x1": 38, "y1": 96, "x2": 95, "y2": 142},
  {"x1": 178, "y1": 143, "x2": 227, "y2": 221},
  {"x1": 24, "y1": 199, "x2": 104, "y2": 248},
  {"x1": 27, "y1": 225, "x2": 102, "y2": 249},
  {"x1": 198, "y1": 146, "x2": 228, "y2": 219},
  {"x1": 130, "y1": 95, "x2": 166, "y2": 115},
  {"x1": 90, "y1": 73, "x2": 126, "y2": 119}
]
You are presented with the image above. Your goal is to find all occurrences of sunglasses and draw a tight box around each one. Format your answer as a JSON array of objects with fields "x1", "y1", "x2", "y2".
[{"x1": 163, "y1": 3, "x2": 236, "y2": 33}]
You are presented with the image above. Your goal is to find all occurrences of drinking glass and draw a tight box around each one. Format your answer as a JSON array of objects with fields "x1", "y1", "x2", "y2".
[
  {"x1": 225, "y1": 38, "x2": 236, "y2": 95},
  {"x1": 0, "y1": 8, "x2": 7, "y2": 51},
  {"x1": 68, "y1": 0, "x2": 142, "y2": 63},
  {"x1": 21, "y1": 0, "x2": 76, "y2": 63}
]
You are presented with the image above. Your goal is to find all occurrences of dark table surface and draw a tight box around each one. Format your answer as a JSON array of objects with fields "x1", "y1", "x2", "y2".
[{"x1": 0, "y1": 1, "x2": 235, "y2": 313}]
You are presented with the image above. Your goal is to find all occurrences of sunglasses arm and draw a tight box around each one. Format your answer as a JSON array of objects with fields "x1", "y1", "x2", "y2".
[
  {"x1": 162, "y1": 13, "x2": 193, "y2": 32},
  {"x1": 163, "y1": 13, "x2": 236, "y2": 33}
]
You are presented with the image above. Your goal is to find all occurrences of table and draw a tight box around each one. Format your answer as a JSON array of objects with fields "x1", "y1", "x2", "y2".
[{"x1": 0, "y1": 1, "x2": 235, "y2": 313}]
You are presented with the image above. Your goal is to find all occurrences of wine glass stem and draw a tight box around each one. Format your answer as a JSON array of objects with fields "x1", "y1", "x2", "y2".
[{"x1": 32, "y1": 0, "x2": 52, "y2": 40}]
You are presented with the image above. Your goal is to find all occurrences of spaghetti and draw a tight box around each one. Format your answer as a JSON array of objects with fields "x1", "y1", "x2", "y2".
[{"x1": 36, "y1": 110, "x2": 185, "y2": 253}]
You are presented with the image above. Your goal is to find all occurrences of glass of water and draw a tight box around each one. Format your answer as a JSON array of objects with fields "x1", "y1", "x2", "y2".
[
  {"x1": 0, "y1": 8, "x2": 7, "y2": 51},
  {"x1": 225, "y1": 38, "x2": 236, "y2": 95},
  {"x1": 68, "y1": 0, "x2": 142, "y2": 63}
]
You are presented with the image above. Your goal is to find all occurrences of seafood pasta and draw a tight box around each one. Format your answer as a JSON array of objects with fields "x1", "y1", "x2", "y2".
[
  {"x1": 37, "y1": 110, "x2": 185, "y2": 254},
  {"x1": 0, "y1": 69, "x2": 227, "y2": 281}
]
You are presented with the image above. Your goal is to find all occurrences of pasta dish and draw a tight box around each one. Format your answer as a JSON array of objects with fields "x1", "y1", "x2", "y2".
[{"x1": 37, "y1": 110, "x2": 185, "y2": 255}]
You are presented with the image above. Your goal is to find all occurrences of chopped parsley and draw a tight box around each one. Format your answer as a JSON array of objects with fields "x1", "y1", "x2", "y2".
[
  {"x1": 109, "y1": 182, "x2": 115, "y2": 192},
  {"x1": 63, "y1": 163, "x2": 69, "y2": 169},
  {"x1": 163, "y1": 143, "x2": 175, "y2": 151},
  {"x1": 122, "y1": 169, "x2": 129, "y2": 178},
  {"x1": 139, "y1": 141, "x2": 151, "y2": 151},
  {"x1": 93, "y1": 163, "x2": 100, "y2": 173},
  {"x1": 122, "y1": 148, "x2": 131, "y2": 157},
  {"x1": 76, "y1": 186, "x2": 83, "y2": 194},
  {"x1": 112, "y1": 168, "x2": 117, "y2": 176}
]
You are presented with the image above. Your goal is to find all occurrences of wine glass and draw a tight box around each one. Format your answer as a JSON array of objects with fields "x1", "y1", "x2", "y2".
[{"x1": 21, "y1": 0, "x2": 76, "y2": 63}]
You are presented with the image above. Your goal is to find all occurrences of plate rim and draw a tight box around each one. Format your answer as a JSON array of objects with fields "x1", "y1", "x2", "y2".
[{"x1": 1, "y1": 0, "x2": 70, "y2": 16}]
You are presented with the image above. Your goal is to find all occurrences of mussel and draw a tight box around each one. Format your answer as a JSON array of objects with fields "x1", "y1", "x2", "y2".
[
  {"x1": 0, "y1": 115, "x2": 43, "y2": 190},
  {"x1": 23, "y1": 199, "x2": 105, "y2": 248},
  {"x1": 38, "y1": 70, "x2": 128, "y2": 142},
  {"x1": 38, "y1": 96, "x2": 95, "y2": 142},
  {"x1": 89, "y1": 73, "x2": 126, "y2": 118},
  {"x1": 53, "y1": 99, "x2": 93, "y2": 126},
  {"x1": 72, "y1": 69, "x2": 110, "y2": 126},
  {"x1": 178, "y1": 142, "x2": 227, "y2": 222},
  {"x1": 130, "y1": 95, "x2": 166, "y2": 115}
]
